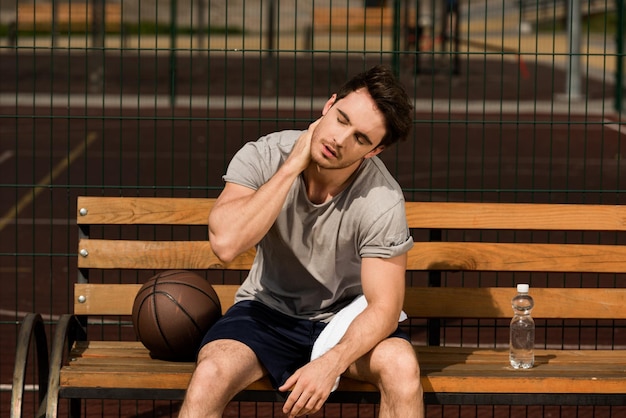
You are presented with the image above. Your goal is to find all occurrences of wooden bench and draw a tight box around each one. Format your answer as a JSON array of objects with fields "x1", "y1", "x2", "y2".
[
  {"x1": 8, "y1": 2, "x2": 125, "y2": 46},
  {"x1": 11, "y1": 197, "x2": 626, "y2": 417}
]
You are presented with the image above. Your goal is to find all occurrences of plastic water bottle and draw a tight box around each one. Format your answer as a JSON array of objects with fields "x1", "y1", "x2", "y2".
[{"x1": 509, "y1": 283, "x2": 535, "y2": 369}]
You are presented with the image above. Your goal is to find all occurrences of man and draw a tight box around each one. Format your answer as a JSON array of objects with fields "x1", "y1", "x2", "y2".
[{"x1": 180, "y1": 65, "x2": 424, "y2": 418}]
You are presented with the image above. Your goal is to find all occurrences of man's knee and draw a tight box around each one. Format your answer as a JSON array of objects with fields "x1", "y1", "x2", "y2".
[
  {"x1": 184, "y1": 347, "x2": 223, "y2": 403},
  {"x1": 376, "y1": 339, "x2": 422, "y2": 397},
  {"x1": 181, "y1": 341, "x2": 264, "y2": 417},
  {"x1": 363, "y1": 339, "x2": 424, "y2": 418},
  {"x1": 191, "y1": 343, "x2": 224, "y2": 381},
  {"x1": 188, "y1": 340, "x2": 263, "y2": 397},
  {"x1": 195, "y1": 339, "x2": 262, "y2": 384}
]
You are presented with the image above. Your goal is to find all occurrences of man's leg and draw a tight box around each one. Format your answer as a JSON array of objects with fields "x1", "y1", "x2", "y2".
[
  {"x1": 345, "y1": 337, "x2": 424, "y2": 418},
  {"x1": 179, "y1": 339, "x2": 266, "y2": 418}
]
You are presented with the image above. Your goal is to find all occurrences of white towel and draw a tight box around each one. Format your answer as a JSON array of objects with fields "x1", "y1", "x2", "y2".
[{"x1": 310, "y1": 295, "x2": 408, "y2": 391}]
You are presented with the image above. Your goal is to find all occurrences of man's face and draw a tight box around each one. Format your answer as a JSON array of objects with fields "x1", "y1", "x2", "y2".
[{"x1": 310, "y1": 89, "x2": 386, "y2": 170}]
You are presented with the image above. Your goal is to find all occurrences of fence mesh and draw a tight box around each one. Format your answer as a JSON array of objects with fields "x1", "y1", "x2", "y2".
[{"x1": 1, "y1": 0, "x2": 625, "y2": 417}]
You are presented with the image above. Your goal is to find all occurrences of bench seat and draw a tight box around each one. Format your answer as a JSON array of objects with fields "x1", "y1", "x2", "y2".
[{"x1": 61, "y1": 341, "x2": 626, "y2": 395}]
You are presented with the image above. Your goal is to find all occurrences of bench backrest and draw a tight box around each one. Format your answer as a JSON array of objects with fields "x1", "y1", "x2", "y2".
[{"x1": 75, "y1": 197, "x2": 626, "y2": 321}]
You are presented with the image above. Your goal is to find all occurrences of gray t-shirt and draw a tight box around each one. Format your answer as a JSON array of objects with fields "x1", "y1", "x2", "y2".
[{"x1": 223, "y1": 130, "x2": 413, "y2": 321}]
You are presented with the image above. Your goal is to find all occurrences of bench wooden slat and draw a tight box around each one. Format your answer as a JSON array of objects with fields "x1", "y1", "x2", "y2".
[
  {"x1": 410, "y1": 241, "x2": 626, "y2": 273},
  {"x1": 74, "y1": 284, "x2": 626, "y2": 320},
  {"x1": 60, "y1": 342, "x2": 626, "y2": 394},
  {"x1": 77, "y1": 197, "x2": 214, "y2": 225},
  {"x1": 405, "y1": 202, "x2": 626, "y2": 231},
  {"x1": 78, "y1": 238, "x2": 626, "y2": 274},
  {"x1": 78, "y1": 239, "x2": 255, "y2": 270},
  {"x1": 74, "y1": 284, "x2": 239, "y2": 316},
  {"x1": 78, "y1": 198, "x2": 626, "y2": 231},
  {"x1": 405, "y1": 287, "x2": 626, "y2": 319},
  {"x1": 422, "y1": 370, "x2": 626, "y2": 394}
]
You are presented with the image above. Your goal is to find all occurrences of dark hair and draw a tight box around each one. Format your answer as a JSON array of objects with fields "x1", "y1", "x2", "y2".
[{"x1": 334, "y1": 65, "x2": 413, "y2": 147}]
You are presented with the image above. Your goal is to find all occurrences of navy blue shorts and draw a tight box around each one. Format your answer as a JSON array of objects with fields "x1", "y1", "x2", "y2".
[{"x1": 200, "y1": 300, "x2": 409, "y2": 388}]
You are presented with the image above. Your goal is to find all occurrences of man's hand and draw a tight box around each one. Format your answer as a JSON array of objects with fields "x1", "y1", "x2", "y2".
[
  {"x1": 283, "y1": 117, "x2": 322, "y2": 175},
  {"x1": 278, "y1": 355, "x2": 341, "y2": 418}
]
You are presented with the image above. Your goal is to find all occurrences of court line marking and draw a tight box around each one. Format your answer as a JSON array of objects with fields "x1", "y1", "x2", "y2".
[{"x1": 0, "y1": 132, "x2": 98, "y2": 233}]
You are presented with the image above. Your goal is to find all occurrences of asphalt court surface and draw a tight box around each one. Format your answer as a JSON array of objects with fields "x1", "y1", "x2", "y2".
[{"x1": 1, "y1": 52, "x2": 625, "y2": 417}]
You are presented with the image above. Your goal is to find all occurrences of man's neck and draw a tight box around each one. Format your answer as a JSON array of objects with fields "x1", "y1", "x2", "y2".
[{"x1": 302, "y1": 162, "x2": 362, "y2": 204}]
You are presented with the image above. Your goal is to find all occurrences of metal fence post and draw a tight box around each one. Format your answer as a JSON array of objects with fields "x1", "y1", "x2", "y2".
[{"x1": 564, "y1": 0, "x2": 582, "y2": 100}]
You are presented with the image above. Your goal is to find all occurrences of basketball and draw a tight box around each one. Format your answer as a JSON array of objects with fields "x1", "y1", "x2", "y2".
[{"x1": 132, "y1": 270, "x2": 222, "y2": 361}]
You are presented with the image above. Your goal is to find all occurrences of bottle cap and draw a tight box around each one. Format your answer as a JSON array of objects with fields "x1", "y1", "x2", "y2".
[{"x1": 517, "y1": 283, "x2": 529, "y2": 293}]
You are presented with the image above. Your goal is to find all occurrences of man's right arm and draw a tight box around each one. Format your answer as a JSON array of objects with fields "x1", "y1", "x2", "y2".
[
  {"x1": 208, "y1": 168, "x2": 298, "y2": 263},
  {"x1": 208, "y1": 119, "x2": 320, "y2": 263}
]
